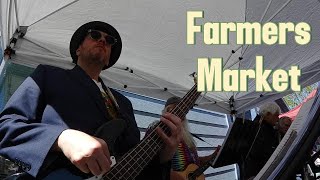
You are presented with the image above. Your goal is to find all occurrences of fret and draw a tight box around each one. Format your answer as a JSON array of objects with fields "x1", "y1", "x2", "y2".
[
  {"x1": 116, "y1": 172, "x2": 126, "y2": 180},
  {"x1": 103, "y1": 83, "x2": 201, "y2": 179},
  {"x1": 126, "y1": 160, "x2": 145, "y2": 178},
  {"x1": 109, "y1": 136, "x2": 161, "y2": 178},
  {"x1": 127, "y1": 133, "x2": 163, "y2": 178},
  {"x1": 134, "y1": 156, "x2": 144, "y2": 169},
  {"x1": 123, "y1": 162, "x2": 135, "y2": 177},
  {"x1": 132, "y1": 160, "x2": 145, "y2": 178},
  {"x1": 172, "y1": 106, "x2": 185, "y2": 119},
  {"x1": 104, "y1": 168, "x2": 116, "y2": 180},
  {"x1": 120, "y1": 163, "x2": 130, "y2": 178}
]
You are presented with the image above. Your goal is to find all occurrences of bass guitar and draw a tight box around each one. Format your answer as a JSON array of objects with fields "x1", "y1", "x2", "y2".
[{"x1": 41, "y1": 84, "x2": 201, "y2": 179}]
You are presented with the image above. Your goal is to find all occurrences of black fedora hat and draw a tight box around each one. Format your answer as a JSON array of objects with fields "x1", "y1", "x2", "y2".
[{"x1": 69, "y1": 21, "x2": 122, "y2": 69}]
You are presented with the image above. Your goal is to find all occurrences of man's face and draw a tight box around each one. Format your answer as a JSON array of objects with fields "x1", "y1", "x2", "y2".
[
  {"x1": 76, "y1": 30, "x2": 112, "y2": 68},
  {"x1": 279, "y1": 117, "x2": 292, "y2": 134},
  {"x1": 264, "y1": 112, "x2": 280, "y2": 126}
]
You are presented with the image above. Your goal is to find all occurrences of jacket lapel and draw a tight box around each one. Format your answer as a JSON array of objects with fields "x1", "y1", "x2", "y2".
[{"x1": 68, "y1": 65, "x2": 110, "y2": 121}]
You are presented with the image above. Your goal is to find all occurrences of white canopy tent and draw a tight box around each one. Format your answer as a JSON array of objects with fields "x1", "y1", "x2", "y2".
[{"x1": 1, "y1": 0, "x2": 320, "y2": 115}]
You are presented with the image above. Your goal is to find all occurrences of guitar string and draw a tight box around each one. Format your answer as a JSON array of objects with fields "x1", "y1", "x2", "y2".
[
  {"x1": 107, "y1": 136, "x2": 163, "y2": 179},
  {"x1": 109, "y1": 85, "x2": 200, "y2": 179},
  {"x1": 105, "y1": 95, "x2": 201, "y2": 179},
  {"x1": 104, "y1": 84, "x2": 200, "y2": 179},
  {"x1": 105, "y1": 86, "x2": 200, "y2": 179},
  {"x1": 124, "y1": 86, "x2": 201, "y2": 179}
]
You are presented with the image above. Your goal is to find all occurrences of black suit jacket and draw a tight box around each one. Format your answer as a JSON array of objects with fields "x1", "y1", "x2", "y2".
[{"x1": 0, "y1": 65, "x2": 169, "y2": 179}]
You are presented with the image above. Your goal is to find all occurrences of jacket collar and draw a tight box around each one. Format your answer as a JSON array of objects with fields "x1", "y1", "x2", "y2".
[{"x1": 69, "y1": 65, "x2": 110, "y2": 121}]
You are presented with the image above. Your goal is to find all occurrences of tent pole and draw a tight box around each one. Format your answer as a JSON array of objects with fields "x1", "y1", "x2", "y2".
[
  {"x1": 132, "y1": 68, "x2": 173, "y2": 89},
  {"x1": 99, "y1": 73, "x2": 126, "y2": 87},
  {"x1": 22, "y1": 37, "x2": 65, "y2": 57},
  {"x1": 13, "y1": 0, "x2": 20, "y2": 32},
  {"x1": 7, "y1": 0, "x2": 13, "y2": 46},
  {"x1": 28, "y1": 0, "x2": 80, "y2": 28},
  {"x1": 259, "y1": 0, "x2": 274, "y2": 22},
  {"x1": 266, "y1": 0, "x2": 293, "y2": 22},
  {"x1": 301, "y1": 66, "x2": 320, "y2": 75},
  {"x1": 197, "y1": 92, "x2": 206, "y2": 104},
  {"x1": 0, "y1": 1, "x2": 5, "y2": 53},
  {"x1": 236, "y1": 92, "x2": 280, "y2": 101},
  {"x1": 236, "y1": 95, "x2": 261, "y2": 111},
  {"x1": 225, "y1": 59, "x2": 240, "y2": 69},
  {"x1": 302, "y1": 71, "x2": 320, "y2": 88},
  {"x1": 240, "y1": 0, "x2": 273, "y2": 56},
  {"x1": 119, "y1": 66, "x2": 163, "y2": 89},
  {"x1": 201, "y1": 100, "x2": 230, "y2": 112},
  {"x1": 0, "y1": 59, "x2": 5, "y2": 76},
  {"x1": 223, "y1": 45, "x2": 242, "y2": 69},
  {"x1": 129, "y1": 67, "x2": 203, "y2": 97},
  {"x1": 241, "y1": 0, "x2": 292, "y2": 56}
]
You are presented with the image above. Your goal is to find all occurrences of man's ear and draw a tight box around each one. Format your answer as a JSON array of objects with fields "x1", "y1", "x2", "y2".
[{"x1": 76, "y1": 48, "x2": 80, "y2": 56}]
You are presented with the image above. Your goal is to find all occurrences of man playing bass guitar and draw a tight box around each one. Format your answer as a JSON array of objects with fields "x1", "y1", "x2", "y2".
[{"x1": 0, "y1": 21, "x2": 183, "y2": 180}]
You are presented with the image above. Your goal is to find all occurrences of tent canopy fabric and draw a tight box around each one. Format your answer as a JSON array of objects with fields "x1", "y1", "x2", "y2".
[
  {"x1": 280, "y1": 89, "x2": 318, "y2": 120},
  {"x1": 1, "y1": 0, "x2": 320, "y2": 114}
]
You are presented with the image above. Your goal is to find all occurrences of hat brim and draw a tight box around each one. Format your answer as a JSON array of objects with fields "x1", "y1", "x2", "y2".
[{"x1": 69, "y1": 21, "x2": 122, "y2": 70}]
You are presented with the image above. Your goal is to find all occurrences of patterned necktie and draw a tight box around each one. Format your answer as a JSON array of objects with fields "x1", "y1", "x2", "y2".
[{"x1": 101, "y1": 91, "x2": 118, "y2": 120}]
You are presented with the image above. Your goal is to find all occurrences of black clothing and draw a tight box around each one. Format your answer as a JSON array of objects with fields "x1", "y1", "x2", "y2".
[
  {"x1": 0, "y1": 65, "x2": 170, "y2": 179},
  {"x1": 242, "y1": 115, "x2": 279, "y2": 179}
]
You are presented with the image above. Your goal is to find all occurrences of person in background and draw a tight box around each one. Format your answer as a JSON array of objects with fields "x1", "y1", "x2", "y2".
[
  {"x1": 242, "y1": 102, "x2": 281, "y2": 179},
  {"x1": 161, "y1": 96, "x2": 217, "y2": 180},
  {"x1": 276, "y1": 116, "x2": 292, "y2": 141}
]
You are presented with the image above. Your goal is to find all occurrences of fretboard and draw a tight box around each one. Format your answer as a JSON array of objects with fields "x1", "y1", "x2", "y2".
[{"x1": 102, "y1": 84, "x2": 201, "y2": 179}]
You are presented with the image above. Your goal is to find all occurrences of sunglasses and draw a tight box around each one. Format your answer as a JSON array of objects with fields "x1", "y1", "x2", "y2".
[{"x1": 87, "y1": 29, "x2": 117, "y2": 46}]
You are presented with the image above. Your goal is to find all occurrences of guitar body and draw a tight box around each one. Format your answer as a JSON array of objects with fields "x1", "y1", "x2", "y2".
[
  {"x1": 174, "y1": 164, "x2": 205, "y2": 180},
  {"x1": 173, "y1": 147, "x2": 221, "y2": 180}
]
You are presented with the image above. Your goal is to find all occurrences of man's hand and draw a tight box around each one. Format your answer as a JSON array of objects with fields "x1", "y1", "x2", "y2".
[
  {"x1": 156, "y1": 113, "x2": 182, "y2": 163},
  {"x1": 56, "y1": 129, "x2": 112, "y2": 176}
]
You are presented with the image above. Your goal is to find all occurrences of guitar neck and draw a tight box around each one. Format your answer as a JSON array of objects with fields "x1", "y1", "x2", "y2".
[
  {"x1": 102, "y1": 84, "x2": 201, "y2": 179},
  {"x1": 169, "y1": 84, "x2": 201, "y2": 120},
  {"x1": 190, "y1": 162, "x2": 211, "y2": 178}
]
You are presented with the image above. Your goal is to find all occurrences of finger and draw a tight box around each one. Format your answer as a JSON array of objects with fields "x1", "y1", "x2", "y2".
[
  {"x1": 156, "y1": 127, "x2": 173, "y2": 147},
  {"x1": 101, "y1": 146, "x2": 112, "y2": 166},
  {"x1": 162, "y1": 113, "x2": 181, "y2": 125},
  {"x1": 95, "y1": 138, "x2": 112, "y2": 164},
  {"x1": 96, "y1": 152, "x2": 111, "y2": 174},
  {"x1": 73, "y1": 161, "x2": 90, "y2": 174},
  {"x1": 160, "y1": 117, "x2": 178, "y2": 136},
  {"x1": 86, "y1": 158, "x2": 102, "y2": 176}
]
